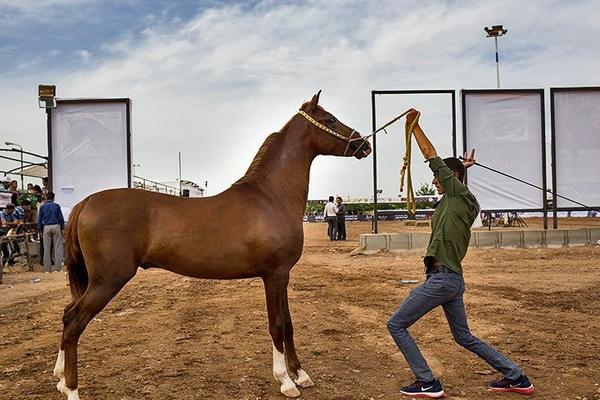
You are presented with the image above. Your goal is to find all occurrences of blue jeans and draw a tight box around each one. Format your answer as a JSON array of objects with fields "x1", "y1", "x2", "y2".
[{"x1": 387, "y1": 270, "x2": 522, "y2": 382}]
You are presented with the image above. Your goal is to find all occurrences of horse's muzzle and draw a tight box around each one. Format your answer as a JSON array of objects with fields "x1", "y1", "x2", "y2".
[{"x1": 353, "y1": 139, "x2": 372, "y2": 159}]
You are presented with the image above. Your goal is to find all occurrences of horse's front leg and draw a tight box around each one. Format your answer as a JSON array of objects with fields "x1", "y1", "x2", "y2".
[
  {"x1": 263, "y1": 273, "x2": 306, "y2": 398},
  {"x1": 282, "y1": 290, "x2": 314, "y2": 389}
]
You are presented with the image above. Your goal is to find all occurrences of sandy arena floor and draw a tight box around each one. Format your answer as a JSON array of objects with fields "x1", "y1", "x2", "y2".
[{"x1": 1, "y1": 219, "x2": 599, "y2": 400}]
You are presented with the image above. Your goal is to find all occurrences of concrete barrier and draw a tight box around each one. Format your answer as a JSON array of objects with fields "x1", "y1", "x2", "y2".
[
  {"x1": 523, "y1": 230, "x2": 545, "y2": 247},
  {"x1": 566, "y1": 229, "x2": 588, "y2": 246},
  {"x1": 476, "y1": 231, "x2": 500, "y2": 248},
  {"x1": 388, "y1": 234, "x2": 410, "y2": 250},
  {"x1": 500, "y1": 231, "x2": 523, "y2": 248},
  {"x1": 589, "y1": 228, "x2": 600, "y2": 245},
  {"x1": 545, "y1": 230, "x2": 566, "y2": 247},
  {"x1": 357, "y1": 228, "x2": 600, "y2": 253}
]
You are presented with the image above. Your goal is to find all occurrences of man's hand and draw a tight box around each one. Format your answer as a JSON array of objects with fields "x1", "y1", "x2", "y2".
[
  {"x1": 462, "y1": 149, "x2": 476, "y2": 169},
  {"x1": 406, "y1": 108, "x2": 420, "y2": 125}
]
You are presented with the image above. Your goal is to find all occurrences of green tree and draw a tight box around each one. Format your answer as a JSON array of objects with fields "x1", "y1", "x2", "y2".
[{"x1": 416, "y1": 182, "x2": 435, "y2": 196}]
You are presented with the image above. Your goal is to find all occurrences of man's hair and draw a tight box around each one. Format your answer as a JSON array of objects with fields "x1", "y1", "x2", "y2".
[
  {"x1": 46, "y1": 191, "x2": 56, "y2": 200},
  {"x1": 328, "y1": 196, "x2": 334, "y2": 202},
  {"x1": 443, "y1": 157, "x2": 465, "y2": 182},
  {"x1": 5, "y1": 203, "x2": 15, "y2": 210}
]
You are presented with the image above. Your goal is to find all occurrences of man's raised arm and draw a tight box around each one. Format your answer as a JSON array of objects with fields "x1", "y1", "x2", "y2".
[{"x1": 406, "y1": 109, "x2": 437, "y2": 160}]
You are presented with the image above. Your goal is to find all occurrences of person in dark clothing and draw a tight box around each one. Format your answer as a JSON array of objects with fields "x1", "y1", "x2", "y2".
[
  {"x1": 386, "y1": 109, "x2": 534, "y2": 398},
  {"x1": 1, "y1": 203, "x2": 21, "y2": 282},
  {"x1": 38, "y1": 192, "x2": 65, "y2": 273},
  {"x1": 324, "y1": 196, "x2": 337, "y2": 241},
  {"x1": 335, "y1": 196, "x2": 347, "y2": 240}
]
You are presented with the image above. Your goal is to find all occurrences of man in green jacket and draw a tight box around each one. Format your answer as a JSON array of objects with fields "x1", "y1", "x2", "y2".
[{"x1": 387, "y1": 109, "x2": 534, "y2": 398}]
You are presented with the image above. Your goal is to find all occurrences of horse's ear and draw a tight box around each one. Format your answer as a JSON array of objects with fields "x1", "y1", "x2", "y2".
[{"x1": 306, "y1": 90, "x2": 322, "y2": 112}]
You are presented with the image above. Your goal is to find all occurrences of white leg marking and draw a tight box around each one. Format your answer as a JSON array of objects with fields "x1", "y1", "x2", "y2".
[
  {"x1": 272, "y1": 343, "x2": 300, "y2": 398},
  {"x1": 56, "y1": 377, "x2": 80, "y2": 400},
  {"x1": 66, "y1": 388, "x2": 80, "y2": 400},
  {"x1": 295, "y1": 368, "x2": 314, "y2": 388},
  {"x1": 53, "y1": 349, "x2": 65, "y2": 377},
  {"x1": 57, "y1": 377, "x2": 67, "y2": 394}
]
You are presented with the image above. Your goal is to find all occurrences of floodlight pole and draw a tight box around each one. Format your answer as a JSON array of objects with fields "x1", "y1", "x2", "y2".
[
  {"x1": 178, "y1": 152, "x2": 182, "y2": 196},
  {"x1": 484, "y1": 25, "x2": 508, "y2": 89},
  {"x1": 494, "y1": 36, "x2": 500, "y2": 88}
]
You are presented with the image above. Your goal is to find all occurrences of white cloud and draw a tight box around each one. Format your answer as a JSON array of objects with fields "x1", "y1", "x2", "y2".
[
  {"x1": 2, "y1": 0, "x2": 600, "y2": 199},
  {"x1": 74, "y1": 49, "x2": 91, "y2": 63}
]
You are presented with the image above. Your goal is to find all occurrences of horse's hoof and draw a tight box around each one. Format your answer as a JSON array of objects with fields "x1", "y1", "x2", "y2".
[
  {"x1": 295, "y1": 369, "x2": 314, "y2": 388},
  {"x1": 280, "y1": 382, "x2": 301, "y2": 398},
  {"x1": 56, "y1": 377, "x2": 68, "y2": 394}
]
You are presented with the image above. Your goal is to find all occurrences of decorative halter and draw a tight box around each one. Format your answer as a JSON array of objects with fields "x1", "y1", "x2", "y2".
[{"x1": 297, "y1": 109, "x2": 369, "y2": 157}]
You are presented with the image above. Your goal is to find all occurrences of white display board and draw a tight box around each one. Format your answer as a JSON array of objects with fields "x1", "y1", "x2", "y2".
[
  {"x1": 552, "y1": 88, "x2": 600, "y2": 209},
  {"x1": 50, "y1": 99, "x2": 131, "y2": 219},
  {"x1": 463, "y1": 90, "x2": 545, "y2": 211}
]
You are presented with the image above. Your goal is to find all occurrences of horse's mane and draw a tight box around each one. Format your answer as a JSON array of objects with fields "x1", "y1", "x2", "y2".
[{"x1": 233, "y1": 132, "x2": 282, "y2": 185}]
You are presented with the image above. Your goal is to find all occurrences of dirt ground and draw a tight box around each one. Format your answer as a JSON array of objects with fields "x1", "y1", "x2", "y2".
[{"x1": 1, "y1": 219, "x2": 600, "y2": 400}]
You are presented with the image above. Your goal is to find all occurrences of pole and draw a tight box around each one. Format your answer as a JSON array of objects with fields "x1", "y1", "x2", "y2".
[
  {"x1": 178, "y1": 152, "x2": 182, "y2": 196},
  {"x1": 18, "y1": 145, "x2": 23, "y2": 190},
  {"x1": 495, "y1": 36, "x2": 500, "y2": 88},
  {"x1": 371, "y1": 92, "x2": 379, "y2": 234}
]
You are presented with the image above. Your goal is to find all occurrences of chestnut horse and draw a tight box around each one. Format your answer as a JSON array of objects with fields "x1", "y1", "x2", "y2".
[{"x1": 52, "y1": 92, "x2": 372, "y2": 399}]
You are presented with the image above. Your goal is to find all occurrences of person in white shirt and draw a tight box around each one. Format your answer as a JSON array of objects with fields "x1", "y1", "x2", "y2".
[{"x1": 324, "y1": 196, "x2": 338, "y2": 241}]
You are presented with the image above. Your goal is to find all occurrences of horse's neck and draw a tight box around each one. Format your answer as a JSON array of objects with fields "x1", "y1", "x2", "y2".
[{"x1": 243, "y1": 121, "x2": 316, "y2": 217}]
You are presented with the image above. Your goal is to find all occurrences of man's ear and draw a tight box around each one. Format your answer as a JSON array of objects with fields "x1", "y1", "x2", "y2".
[{"x1": 307, "y1": 90, "x2": 322, "y2": 112}]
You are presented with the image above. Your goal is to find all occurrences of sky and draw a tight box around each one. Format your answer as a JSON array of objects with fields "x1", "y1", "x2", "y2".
[{"x1": 1, "y1": 0, "x2": 599, "y2": 200}]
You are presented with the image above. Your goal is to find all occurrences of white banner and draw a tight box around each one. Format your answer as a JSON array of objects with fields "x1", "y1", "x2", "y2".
[
  {"x1": 463, "y1": 91, "x2": 544, "y2": 210},
  {"x1": 553, "y1": 89, "x2": 600, "y2": 209},
  {"x1": 50, "y1": 100, "x2": 130, "y2": 219}
]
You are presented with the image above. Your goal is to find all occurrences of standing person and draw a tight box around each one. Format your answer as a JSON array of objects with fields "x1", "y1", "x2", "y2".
[
  {"x1": 37, "y1": 191, "x2": 65, "y2": 273},
  {"x1": 0, "y1": 177, "x2": 12, "y2": 211},
  {"x1": 1, "y1": 204, "x2": 21, "y2": 281},
  {"x1": 386, "y1": 109, "x2": 534, "y2": 398},
  {"x1": 8, "y1": 180, "x2": 19, "y2": 205},
  {"x1": 324, "y1": 196, "x2": 338, "y2": 241},
  {"x1": 32, "y1": 185, "x2": 45, "y2": 265},
  {"x1": 335, "y1": 196, "x2": 347, "y2": 240},
  {"x1": 41, "y1": 177, "x2": 49, "y2": 197}
]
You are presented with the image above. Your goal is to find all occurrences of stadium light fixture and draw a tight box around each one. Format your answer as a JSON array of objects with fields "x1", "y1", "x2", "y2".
[{"x1": 484, "y1": 25, "x2": 508, "y2": 88}]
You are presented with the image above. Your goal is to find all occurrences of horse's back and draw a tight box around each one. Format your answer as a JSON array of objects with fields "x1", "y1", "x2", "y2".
[{"x1": 74, "y1": 187, "x2": 304, "y2": 279}]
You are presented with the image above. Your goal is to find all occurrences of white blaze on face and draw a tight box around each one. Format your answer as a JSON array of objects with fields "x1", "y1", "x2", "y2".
[
  {"x1": 272, "y1": 343, "x2": 300, "y2": 397},
  {"x1": 54, "y1": 349, "x2": 65, "y2": 377}
]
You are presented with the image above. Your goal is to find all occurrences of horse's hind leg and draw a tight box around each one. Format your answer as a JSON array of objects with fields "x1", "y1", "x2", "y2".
[
  {"x1": 53, "y1": 301, "x2": 76, "y2": 379},
  {"x1": 57, "y1": 277, "x2": 131, "y2": 399},
  {"x1": 282, "y1": 294, "x2": 314, "y2": 389},
  {"x1": 263, "y1": 273, "x2": 301, "y2": 398}
]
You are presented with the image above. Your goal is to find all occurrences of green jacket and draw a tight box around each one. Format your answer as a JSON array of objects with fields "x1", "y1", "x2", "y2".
[{"x1": 425, "y1": 157, "x2": 479, "y2": 274}]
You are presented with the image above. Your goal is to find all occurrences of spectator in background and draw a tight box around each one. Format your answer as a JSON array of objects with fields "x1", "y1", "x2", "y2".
[
  {"x1": 324, "y1": 196, "x2": 338, "y2": 241},
  {"x1": 34, "y1": 185, "x2": 46, "y2": 266},
  {"x1": 42, "y1": 177, "x2": 49, "y2": 196},
  {"x1": 0, "y1": 177, "x2": 12, "y2": 211},
  {"x1": 335, "y1": 196, "x2": 347, "y2": 241},
  {"x1": 38, "y1": 191, "x2": 64, "y2": 273},
  {"x1": 1, "y1": 203, "x2": 21, "y2": 272},
  {"x1": 8, "y1": 180, "x2": 19, "y2": 205}
]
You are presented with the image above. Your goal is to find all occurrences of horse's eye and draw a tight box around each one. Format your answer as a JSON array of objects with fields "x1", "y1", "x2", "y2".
[{"x1": 327, "y1": 117, "x2": 336, "y2": 124}]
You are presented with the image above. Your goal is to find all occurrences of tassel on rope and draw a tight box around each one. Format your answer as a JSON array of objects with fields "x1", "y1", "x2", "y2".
[
  {"x1": 369, "y1": 109, "x2": 421, "y2": 215},
  {"x1": 399, "y1": 110, "x2": 420, "y2": 215}
]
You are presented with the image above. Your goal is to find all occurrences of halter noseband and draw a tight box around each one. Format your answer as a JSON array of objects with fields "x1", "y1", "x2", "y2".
[{"x1": 297, "y1": 109, "x2": 369, "y2": 157}]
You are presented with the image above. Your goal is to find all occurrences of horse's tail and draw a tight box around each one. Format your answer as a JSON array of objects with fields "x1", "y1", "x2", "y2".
[{"x1": 65, "y1": 197, "x2": 90, "y2": 301}]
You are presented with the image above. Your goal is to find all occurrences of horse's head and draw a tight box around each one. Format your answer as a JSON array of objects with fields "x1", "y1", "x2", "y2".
[{"x1": 298, "y1": 91, "x2": 372, "y2": 159}]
